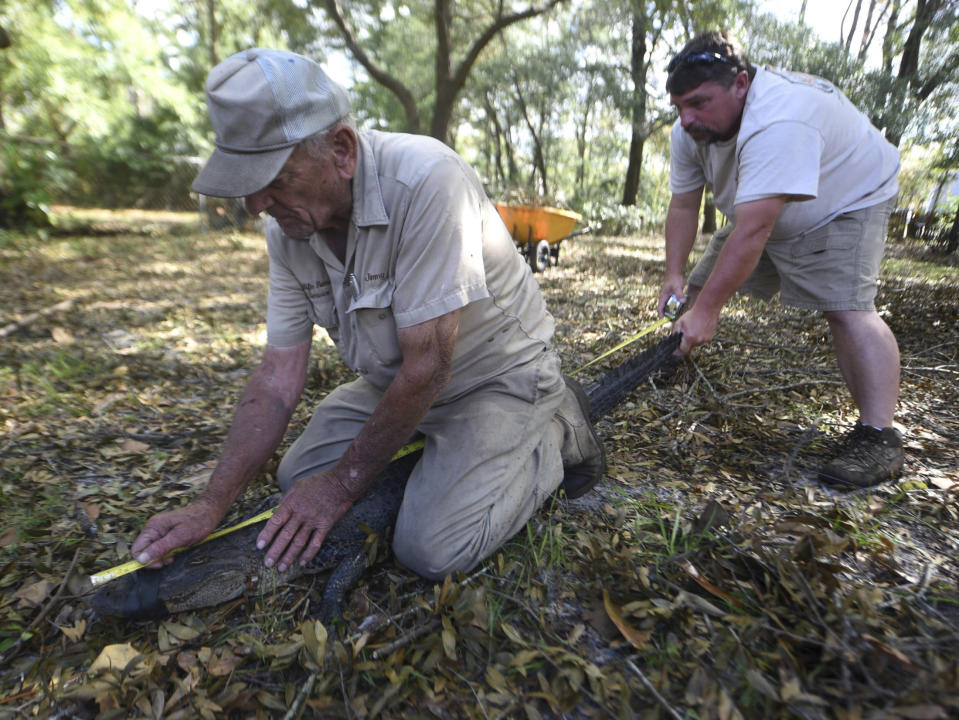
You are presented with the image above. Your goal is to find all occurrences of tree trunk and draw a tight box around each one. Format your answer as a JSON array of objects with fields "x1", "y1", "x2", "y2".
[
  {"x1": 513, "y1": 73, "x2": 548, "y2": 196},
  {"x1": 881, "y1": 0, "x2": 902, "y2": 73},
  {"x1": 898, "y1": 0, "x2": 941, "y2": 84},
  {"x1": 1, "y1": 24, "x2": 10, "y2": 130},
  {"x1": 206, "y1": 0, "x2": 219, "y2": 68},
  {"x1": 431, "y1": 0, "x2": 455, "y2": 141},
  {"x1": 325, "y1": 0, "x2": 562, "y2": 142},
  {"x1": 857, "y1": 0, "x2": 881, "y2": 62},
  {"x1": 843, "y1": 0, "x2": 863, "y2": 53},
  {"x1": 882, "y1": 0, "x2": 945, "y2": 146},
  {"x1": 946, "y1": 204, "x2": 959, "y2": 254},
  {"x1": 621, "y1": 4, "x2": 647, "y2": 207},
  {"x1": 429, "y1": 0, "x2": 564, "y2": 142},
  {"x1": 323, "y1": 0, "x2": 422, "y2": 133},
  {"x1": 484, "y1": 95, "x2": 507, "y2": 189},
  {"x1": 575, "y1": 81, "x2": 595, "y2": 194}
]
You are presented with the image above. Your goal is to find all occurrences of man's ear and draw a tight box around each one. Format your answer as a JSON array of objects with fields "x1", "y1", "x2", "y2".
[
  {"x1": 733, "y1": 70, "x2": 750, "y2": 100},
  {"x1": 330, "y1": 126, "x2": 358, "y2": 179}
]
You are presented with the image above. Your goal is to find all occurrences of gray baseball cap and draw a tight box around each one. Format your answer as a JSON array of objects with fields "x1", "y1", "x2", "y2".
[{"x1": 192, "y1": 48, "x2": 351, "y2": 198}]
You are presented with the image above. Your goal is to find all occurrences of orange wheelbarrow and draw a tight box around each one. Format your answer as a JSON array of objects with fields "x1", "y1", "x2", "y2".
[{"x1": 494, "y1": 204, "x2": 588, "y2": 272}]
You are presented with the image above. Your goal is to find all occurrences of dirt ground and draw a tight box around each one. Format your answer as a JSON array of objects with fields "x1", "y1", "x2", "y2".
[{"x1": 1, "y1": 210, "x2": 957, "y2": 718}]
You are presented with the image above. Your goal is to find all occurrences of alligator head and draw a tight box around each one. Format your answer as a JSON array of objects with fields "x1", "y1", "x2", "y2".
[{"x1": 88, "y1": 519, "x2": 304, "y2": 618}]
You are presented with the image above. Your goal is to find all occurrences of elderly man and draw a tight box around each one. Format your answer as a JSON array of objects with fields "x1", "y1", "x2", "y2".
[
  {"x1": 658, "y1": 31, "x2": 903, "y2": 488},
  {"x1": 132, "y1": 48, "x2": 604, "y2": 580}
]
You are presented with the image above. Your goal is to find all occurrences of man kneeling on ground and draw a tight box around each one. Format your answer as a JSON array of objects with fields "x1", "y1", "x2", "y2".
[{"x1": 132, "y1": 48, "x2": 605, "y2": 580}]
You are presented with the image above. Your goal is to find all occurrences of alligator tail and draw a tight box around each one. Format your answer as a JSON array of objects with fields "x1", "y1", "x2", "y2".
[{"x1": 582, "y1": 332, "x2": 681, "y2": 421}]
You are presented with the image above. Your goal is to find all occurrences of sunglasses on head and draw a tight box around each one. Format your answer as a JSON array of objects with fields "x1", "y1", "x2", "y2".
[{"x1": 667, "y1": 50, "x2": 737, "y2": 74}]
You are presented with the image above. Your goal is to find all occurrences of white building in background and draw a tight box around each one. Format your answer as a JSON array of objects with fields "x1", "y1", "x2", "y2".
[{"x1": 925, "y1": 172, "x2": 959, "y2": 214}]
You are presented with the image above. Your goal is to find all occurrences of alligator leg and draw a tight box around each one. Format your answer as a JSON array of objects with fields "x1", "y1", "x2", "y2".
[{"x1": 313, "y1": 550, "x2": 369, "y2": 623}]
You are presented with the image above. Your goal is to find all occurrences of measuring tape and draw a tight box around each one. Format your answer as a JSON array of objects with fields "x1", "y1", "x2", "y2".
[
  {"x1": 570, "y1": 296, "x2": 682, "y2": 375},
  {"x1": 90, "y1": 301, "x2": 682, "y2": 587},
  {"x1": 89, "y1": 439, "x2": 426, "y2": 586}
]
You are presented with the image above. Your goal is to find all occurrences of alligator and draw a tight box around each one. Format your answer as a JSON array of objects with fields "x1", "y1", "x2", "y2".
[{"x1": 88, "y1": 333, "x2": 681, "y2": 622}]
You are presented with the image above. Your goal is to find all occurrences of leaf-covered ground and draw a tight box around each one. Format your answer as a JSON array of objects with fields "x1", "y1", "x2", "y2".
[{"x1": 1, "y1": 208, "x2": 957, "y2": 719}]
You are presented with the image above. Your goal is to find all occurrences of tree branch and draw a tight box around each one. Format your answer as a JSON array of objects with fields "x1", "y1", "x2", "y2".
[
  {"x1": 450, "y1": 0, "x2": 565, "y2": 95},
  {"x1": 322, "y1": 0, "x2": 422, "y2": 133},
  {"x1": 915, "y1": 49, "x2": 959, "y2": 101}
]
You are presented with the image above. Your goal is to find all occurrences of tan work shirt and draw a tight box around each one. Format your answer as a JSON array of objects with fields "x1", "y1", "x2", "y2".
[{"x1": 264, "y1": 130, "x2": 555, "y2": 402}]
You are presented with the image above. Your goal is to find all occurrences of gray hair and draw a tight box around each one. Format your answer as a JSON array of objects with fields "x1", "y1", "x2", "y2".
[{"x1": 301, "y1": 115, "x2": 357, "y2": 158}]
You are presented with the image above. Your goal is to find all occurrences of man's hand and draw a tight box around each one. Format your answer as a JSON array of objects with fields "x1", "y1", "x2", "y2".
[
  {"x1": 658, "y1": 277, "x2": 687, "y2": 318},
  {"x1": 674, "y1": 305, "x2": 719, "y2": 355},
  {"x1": 256, "y1": 471, "x2": 355, "y2": 572},
  {"x1": 131, "y1": 497, "x2": 223, "y2": 568}
]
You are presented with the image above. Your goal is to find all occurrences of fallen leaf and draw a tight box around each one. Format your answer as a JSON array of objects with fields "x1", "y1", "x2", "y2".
[
  {"x1": 119, "y1": 438, "x2": 151, "y2": 453},
  {"x1": 90, "y1": 643, "x2": 145, "y2": 674},
  {"x1": 79, "y1": 501, "x2": 101, "y2": 519},
  {"x1": 0, "y1": 527, "x2": 16, "y2": 547},
  {"x1": 94, "y1": 392, "x2": 127, "y2": 414},
  {"x1": 177, "y1": 650, "x2": 199, "y2": 672},
  {"x1": 15, "y1": 579, "x2": 55, "y2": 608},
  {"x1": 59, "y1": 619, "x2": 87, "y2": 642},
  {"x1": 205, "y1": 647, "x2": 242, "y2": 676},
  {"x1": 892, "y1": 705, "x2": 948, "y2": 719},
  {"x1": 51, "y1": 326, "x2": 75, "y2": 344},
  {"x1": 603, "y1": 589, "x2": 650, "y2": 650},
  {"x1": 681, "y1": 561, "x2": 742, "y2": 609}
]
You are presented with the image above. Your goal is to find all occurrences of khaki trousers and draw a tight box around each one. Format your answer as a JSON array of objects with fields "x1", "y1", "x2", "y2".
[{"x1": 277, "y1": 350, "x2": 566, "y2": 580}]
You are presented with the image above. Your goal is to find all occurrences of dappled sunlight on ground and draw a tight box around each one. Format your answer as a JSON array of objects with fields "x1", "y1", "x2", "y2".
[{"x1": 1, "y1": 211, "x2": 957, "y2": 717}]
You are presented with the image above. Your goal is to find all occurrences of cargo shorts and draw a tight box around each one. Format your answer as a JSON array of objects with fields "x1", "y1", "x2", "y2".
[
  {"x1": 688, "y1": 197, "x2": 896, "y2": 312},
  {"x1": 275, "y1": 349, "x2": 566, "y2": 581}
]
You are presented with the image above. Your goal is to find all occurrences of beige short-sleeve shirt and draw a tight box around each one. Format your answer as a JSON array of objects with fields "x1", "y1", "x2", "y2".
[
  {"x1": 669, "y1": 66, "x2": 899, "y2": 240},
  {"x1": 264, "y1": 130, "x2": 554, "y2": 402}
]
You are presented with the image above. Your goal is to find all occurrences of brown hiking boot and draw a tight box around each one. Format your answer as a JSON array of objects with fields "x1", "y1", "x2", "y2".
[
  {"x1": 818, "y1": 422, "x2": 904, "y2": 489},
  {"x1": 555, "y1": 376, "x2": 606, "y2": 498}
]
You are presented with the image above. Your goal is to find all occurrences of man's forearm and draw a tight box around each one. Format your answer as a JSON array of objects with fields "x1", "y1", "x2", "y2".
[
  {"x1": 202, "y1": 387, "x2": 295, "y2": 512},
  {"x1": 331, "y1": 373, "x2": 441, "y2": 497},
  {"x1": 694, "y1": 197, "x2": 784, "y2": 317},
  {"x1": 692, "y1": 229, "x2": 765, "y2": 315},
  {"x1": 201, "y1": 345, "x2": 308, "y2": 514},
  {"x1": 664, "y1": 211, "x2": 700, "y2": 278},
  {"x1": 327, "y1": 314, "x2": 457, "y2": 499},
  {"x1": 664, "y1": 189, "x2": 704, "y2": 281}
]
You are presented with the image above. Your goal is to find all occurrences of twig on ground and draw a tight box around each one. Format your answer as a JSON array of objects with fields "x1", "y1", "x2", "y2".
[
  {"x1": 446, "y1": 667, "x2": 490, "y2": 720},
  {"x1": 721, "y1": 380, "x2": 844, "y2": 403},
  {"x1": 692, "y1": 360, "x2": 718, "y2": 398},
  {"x1": 782, "y1": 426, "x2": 821, "y2": 485},
  {"x1": 0, "y1": 297, "x2": 76, "y2": 339},
  {"x1": 347, "y1": 567, "x2": 490, "y2": 645},
  {"x1": 281, "y1": 672, "x2": 316, "y2": 720},
  {"x1": 371, "y1": 619, "x2": 441, "y2": 660},
  {"x1": 336, "y1": 652, "x2": 356, "y2": 720},
  {"x1": 625, "y1": 659, "x2": 685, "y2": 720},
  {"x1": 0, "y1": 546, "x2": 82, "y2": 667}
]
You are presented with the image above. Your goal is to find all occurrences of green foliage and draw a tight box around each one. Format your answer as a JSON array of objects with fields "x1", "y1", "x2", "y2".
[
  {"x1": 67, "y1": 104, "x2": 205, "y2": 209},
  {"x1": 0, "y1": 136, "x2": 75, "y2": 228},
  {"x1": 0, "y1": 0, "x2": 211, "y2": 213},
  {"x1": 581, "y1": 201, "x2": 649, "y2": 237},
  {"x1": 0, "y1": 0, "x2": 957, "y2": 234}
]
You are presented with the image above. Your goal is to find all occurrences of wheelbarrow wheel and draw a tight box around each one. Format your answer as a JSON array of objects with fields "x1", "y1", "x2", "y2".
[{"x1": 529, "y1": 239, "x2": 551, "y2": 273}]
